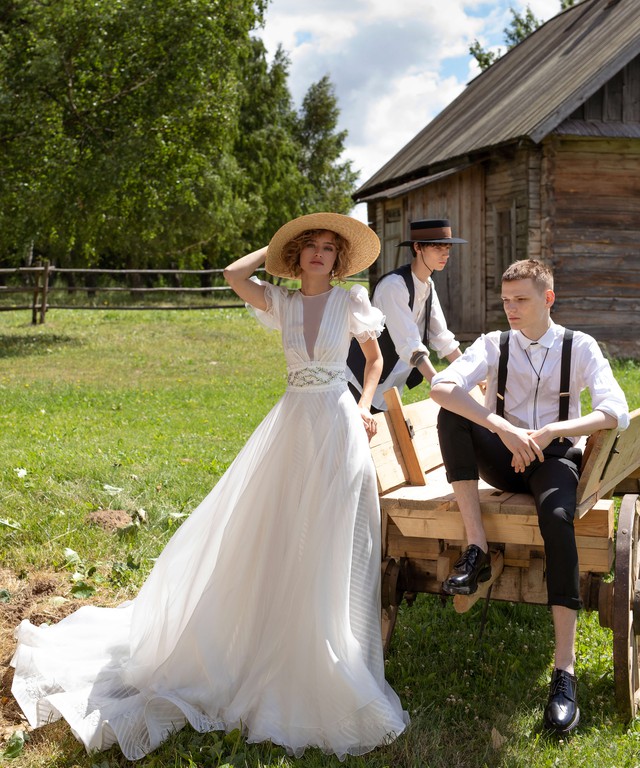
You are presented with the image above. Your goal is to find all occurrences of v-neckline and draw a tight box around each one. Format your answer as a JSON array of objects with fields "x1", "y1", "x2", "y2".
[{"x1": 298, "y1": 287, "x2": 335, "y2": 361}]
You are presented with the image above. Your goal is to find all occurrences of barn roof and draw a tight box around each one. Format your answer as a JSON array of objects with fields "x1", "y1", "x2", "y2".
[{"x1": 355, "y1": 0, "x2": 640, "y2": 200}]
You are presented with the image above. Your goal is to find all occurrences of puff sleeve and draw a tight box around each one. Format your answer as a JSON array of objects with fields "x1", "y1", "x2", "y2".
[
  {"x1": 246, "y1": 278, "x2": 290, "y2": 332},
  {"x1": 348, "y1": 284, "x2": 385, "y2": 342}
]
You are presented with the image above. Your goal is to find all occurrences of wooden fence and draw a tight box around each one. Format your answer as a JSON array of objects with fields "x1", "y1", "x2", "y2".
[
  {"x1": 0, "y1": 262, "x2": 258, "y2": 324},
  {"x1": 0, "y1": 262, "x2": 367, "y2": 324}
]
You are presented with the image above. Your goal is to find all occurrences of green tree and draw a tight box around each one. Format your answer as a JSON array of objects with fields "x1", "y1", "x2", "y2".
[
  {"x1": 232, "y1": 41, "x2": 307, "y2": 253},
  {"x1": 294, "y1": 75, "x2": 359, "y2": 215},
  {"x1": 0, "y1": 0, "x2": 265, "y2": 268},
  {"x1": 469, "y1": 40, "x2": 498, "y2": 72},
  {"x1": 470, "y1": 1, "x2": 577, "y2": 72},
  {"x1": 232, "y1": 60, "x2": 359, "y2": 258}
]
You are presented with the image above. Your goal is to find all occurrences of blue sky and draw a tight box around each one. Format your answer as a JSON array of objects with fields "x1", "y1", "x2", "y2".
[{"x1": 257, "y1": 0, "x2": 567, "y2": 216}]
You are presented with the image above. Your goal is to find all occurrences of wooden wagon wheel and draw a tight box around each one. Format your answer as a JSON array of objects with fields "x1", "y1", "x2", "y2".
[
  {"x1": 612, "y1": 493, "x2": 640, "y2": 721},
  {"x1": 380, "y1": 557, "x2": 406, "y2": 654}
]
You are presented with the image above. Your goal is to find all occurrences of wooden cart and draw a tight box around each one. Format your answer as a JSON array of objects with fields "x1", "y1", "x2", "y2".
[{"x1": 370, "y1": 388, "x2": 640, "y2": 721}]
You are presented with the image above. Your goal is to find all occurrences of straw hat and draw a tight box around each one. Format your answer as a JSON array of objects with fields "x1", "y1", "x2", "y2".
[{"x1": 265, "y1": 212, "x2": 380, "y2": 279}]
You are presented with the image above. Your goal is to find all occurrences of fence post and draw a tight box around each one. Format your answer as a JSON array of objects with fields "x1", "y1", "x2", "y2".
[
  {"x1": 39, "y1": 260, "x2": 50, "y2": 324},
  {"x1": 31, "y1": 262, "x2": 41, "y2": 325}
]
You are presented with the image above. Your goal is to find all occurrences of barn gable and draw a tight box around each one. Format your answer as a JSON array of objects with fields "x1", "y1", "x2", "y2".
[{"x1": 356, "y1": 0, "x2": 640, "y2": 359}]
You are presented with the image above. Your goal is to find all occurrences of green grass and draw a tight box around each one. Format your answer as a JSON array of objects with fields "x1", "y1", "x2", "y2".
[
  {"x1": 1, "y1": 308, "x2": 640, "y2": 768},
  {"x1": 0, "y1": 308, "x2": 285, "y2": 579}
]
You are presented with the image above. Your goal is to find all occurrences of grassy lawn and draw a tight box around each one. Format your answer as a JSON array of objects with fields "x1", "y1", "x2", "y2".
[{"x1": 1, "y1": 307, "x2": 640, "y2": 768}]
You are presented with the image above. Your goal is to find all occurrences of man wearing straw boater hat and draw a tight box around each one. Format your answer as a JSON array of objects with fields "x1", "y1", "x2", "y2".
[{"x1": 347, "y1": 218, "x2": 465, "y2": 412}]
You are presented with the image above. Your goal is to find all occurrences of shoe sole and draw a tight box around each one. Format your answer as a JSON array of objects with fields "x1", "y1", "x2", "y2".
[{"x1": 441, "y1": 567, "x2": 492, "y2": 596}]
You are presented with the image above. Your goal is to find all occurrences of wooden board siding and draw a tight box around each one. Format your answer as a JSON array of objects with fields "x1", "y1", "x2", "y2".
[
  {"x1": 527, "y1": 147, "x2": 543, "y2": 262},
  {"x1": 365, "y1": 201, "x2": 390, "y2": 287},
  {"x1": 483, "y1": 146, "x2": 540, "y2": 329},
  {"x1": 544, "y1": 136, "x2": 640, "y2": 357},
  {"x1": 367, "y1": 166, "x2": 485, "y2": 341},
  {"x1": 405, "y1": 165, "x2": 485, "y2": 340},
  {"x1": 570, "y1": 55, "x2": 640, "y2": 124}
]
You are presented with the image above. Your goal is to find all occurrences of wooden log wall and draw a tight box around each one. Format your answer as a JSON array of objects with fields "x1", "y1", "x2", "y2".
[
  {"x1": 366, "y1": 168, "x2": 486, "y2": 341},
  {"x1": 483, "y1": 144, "x2": 542, "y2": 329},
  {"x1": 542, "y1": 136, "x2": 640, "y2": 358},
  {"x1": 405, "y1": 166, "x2": 485, "y2": 339}
]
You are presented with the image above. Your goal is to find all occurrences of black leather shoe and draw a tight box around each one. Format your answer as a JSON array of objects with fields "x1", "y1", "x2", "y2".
[
  {"x1": 442, "y1": 544, "x2": 491, "y2": 595},
  {"x1": 543, "y1": 668, "x2": 580, "y2": 735}
]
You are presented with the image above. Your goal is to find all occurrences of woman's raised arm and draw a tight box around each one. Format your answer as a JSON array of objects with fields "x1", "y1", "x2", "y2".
[{"x1": 223, "y1": 246, "x2": 269, "y2": 310}]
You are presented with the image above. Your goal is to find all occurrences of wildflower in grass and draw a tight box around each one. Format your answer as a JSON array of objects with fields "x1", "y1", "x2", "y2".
[{"x1": 14, "y1": 467, "x2": 27, "y2": 478}]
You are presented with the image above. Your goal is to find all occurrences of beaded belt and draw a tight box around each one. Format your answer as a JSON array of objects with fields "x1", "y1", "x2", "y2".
[{"x1": 286, "y1": 365, "x2": 346, "y2": 390}]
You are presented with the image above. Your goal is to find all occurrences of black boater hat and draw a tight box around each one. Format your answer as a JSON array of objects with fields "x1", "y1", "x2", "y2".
[{"x1": 398, "y1": 218, "x2": 467, "y2": 246}]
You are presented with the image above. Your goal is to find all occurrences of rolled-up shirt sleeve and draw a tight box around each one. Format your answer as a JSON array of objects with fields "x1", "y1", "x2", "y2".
[
  {"x1": 429, "y1": 286, "x2": 460, "y2": 359},
  {"x1": 432, "y1": 334, "x2": 494, "y2": 391},
  {"x1": 576, "y1": 335, "x2": 630, "y2": 430}
]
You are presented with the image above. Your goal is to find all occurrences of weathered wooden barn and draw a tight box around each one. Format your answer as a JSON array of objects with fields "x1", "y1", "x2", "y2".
[{"x1": 355, "y1": 0, "x2": 640, "y2": 358}]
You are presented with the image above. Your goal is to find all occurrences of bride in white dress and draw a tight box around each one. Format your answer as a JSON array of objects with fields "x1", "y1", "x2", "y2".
[{"x1": 11, "y1": 212, "x2": 409, "y2": 760}]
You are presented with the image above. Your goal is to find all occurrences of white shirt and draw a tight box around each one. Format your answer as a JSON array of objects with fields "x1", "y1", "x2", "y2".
[
  {"x1": 431, "y1": 321, "x2": 629, "y2": 435},
  {"x1": 346, "y1": 270, "x2": 459, "y2": 411}
]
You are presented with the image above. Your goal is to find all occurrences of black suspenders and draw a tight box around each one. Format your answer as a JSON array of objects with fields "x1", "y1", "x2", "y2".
[
  {"x1": 496, "y1": 329, "x2": 574, "y2": 421},
  {"x1": 496, "y1": 330, "x2": 510, "y2": 418},
  {"x1": 558, "y1": 330, "x2": 573, "y2": 422}
]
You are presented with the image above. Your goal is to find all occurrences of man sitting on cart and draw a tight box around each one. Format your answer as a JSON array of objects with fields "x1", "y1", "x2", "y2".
[{"x1": 430, "y1": 258, "x2": 629, "y2": 736}]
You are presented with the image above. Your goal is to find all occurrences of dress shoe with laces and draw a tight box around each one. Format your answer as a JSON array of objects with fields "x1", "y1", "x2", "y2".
[
  {"x1": 543, "y1": 668, "x2": 580, "y2": 735},
  {"x1": 441, "y1": 544, "x2": 491, "y2": 596}
]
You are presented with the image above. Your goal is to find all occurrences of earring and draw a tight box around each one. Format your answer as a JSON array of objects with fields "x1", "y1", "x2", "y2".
[{"x1": 331, "y1": 269, "x2": 335, "y2": 278}]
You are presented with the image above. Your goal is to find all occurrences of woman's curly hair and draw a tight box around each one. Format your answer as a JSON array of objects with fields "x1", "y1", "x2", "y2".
[{"x1": 281, "y1": 229, "x2": 353, "y2": 279}]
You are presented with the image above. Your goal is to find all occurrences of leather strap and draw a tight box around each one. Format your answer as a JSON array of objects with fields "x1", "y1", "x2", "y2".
[
  {"x1": 496, "y1": 330, "x2": 510, "y2": 417},
  {"x1": 558, "y1": 328, "x2": 573, "y2": 423}
]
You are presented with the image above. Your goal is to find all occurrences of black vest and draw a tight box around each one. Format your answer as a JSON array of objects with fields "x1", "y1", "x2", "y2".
[{"x1": 347, "y1": 263, "x2": 432, "y2": 390}]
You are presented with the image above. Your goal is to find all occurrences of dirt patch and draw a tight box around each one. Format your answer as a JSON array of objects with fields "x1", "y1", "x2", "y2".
[
  {"x1": 86, "y1": 508, "x2": 133, "y2": 530},
  {"x1": 0, "y1": 568, "x2": 96, "y2": 745}
]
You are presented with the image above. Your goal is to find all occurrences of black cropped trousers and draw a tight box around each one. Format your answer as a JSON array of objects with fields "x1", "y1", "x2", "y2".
[{"x1": 437, "y1": 408, "x2": 583, "y2": 610}]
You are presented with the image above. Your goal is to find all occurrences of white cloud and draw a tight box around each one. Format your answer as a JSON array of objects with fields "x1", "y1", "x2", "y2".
[
  {"x1": 257, "y1": 0, "x2": 564, "y2": 205},
  {"x1": 350, "y1": 71, "x2": 464, "y2": 177}
]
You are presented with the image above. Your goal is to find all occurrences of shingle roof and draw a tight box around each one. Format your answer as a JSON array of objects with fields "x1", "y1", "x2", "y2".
[{"x1": 355, "y1": 0, "x2": 640, "y2": 200}]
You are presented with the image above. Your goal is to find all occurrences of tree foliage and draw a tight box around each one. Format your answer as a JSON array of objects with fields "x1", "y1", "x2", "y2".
[
  {"x1": 0, "y1": 0, "x2": 359, "y2": 269},
  {"x1": 231, "y1": 41, "x2": 307, "y2": 256},
  {"x1": 230, "y1": 63, "x2": 358, "y2": 260},
  {"x1": 470, "y1": 1, "x2": 577, "y2": 72},
  {"x1": 294, "y1": 75, "x2": 358, "y2": 216},
  {"x1": 0, "y1": 0, "x2": 268, "y2": 267}
]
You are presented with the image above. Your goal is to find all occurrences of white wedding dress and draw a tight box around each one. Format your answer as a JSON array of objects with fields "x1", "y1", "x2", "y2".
[{"x1": 11, "y1": 282, "x2": 409, "y2": 760}]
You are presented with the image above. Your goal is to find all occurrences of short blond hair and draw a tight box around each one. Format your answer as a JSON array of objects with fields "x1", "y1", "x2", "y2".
[
  {"x1": 502, "y1": 259, "x2": 553, "y2": 292},
  {"x1": 280, "y1": 229, "x2": 352, "y2": 279}
]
